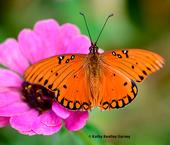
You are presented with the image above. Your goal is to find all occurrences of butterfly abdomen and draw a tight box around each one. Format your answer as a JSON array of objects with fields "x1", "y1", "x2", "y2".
[{"x1": 87, "y1": 53, "x2": 101, "y2": 105}]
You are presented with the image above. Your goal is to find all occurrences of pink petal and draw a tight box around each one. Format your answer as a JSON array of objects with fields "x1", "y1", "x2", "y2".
[
  {"x1": 98, "y1": 48, "x2": 104, "y2": 53},
  {"x1": 19, "y1": 130, "x2": 36, "y2": 136},
  {"x1": 0, "y1": 69, "x2": 22, "y2": 88},
  {"x1": 0, "y1": 117, "x2": 9, "y2": 127},
  {"x1": 34, "y1": 19, "x2": 60, "y2": 58},
  {"x1": 58, "y1": 23, "x2": 80, "y2": 54},
  {"x1": 0, "y1": 102, "x2": 30, "y2": 116},
  {"x1": 18, "y1": 29, "x2": 45, "y2": 64},
  {"x1": 0, "y1": 91, "x2": 21, "y2": 107},
  {"x1": 52, "y1": 102, "x2": 70, "y2": 119},
  {"x1": 66, "y1": 35, "x2": 90, "y2": 54},
  {"x1": 64, "y1": 111, "x2": 88, "y2": 131},
  {"x1": 60, "y1": 23, "x2": 80, "y2": 39},
  {"x1": 0, "y1": 39, "x2": 29, "y2": 74},
  {"x1": 32, "y1": 110, "x2": 62, "y2": 135},
  {"x1": 10, "y1": 109, "x2": 38, "y2": 132}
]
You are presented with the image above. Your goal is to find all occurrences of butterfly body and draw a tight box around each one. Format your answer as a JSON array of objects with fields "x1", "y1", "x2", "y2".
[{"x1": 87, "y1": 52, "x2": 101, "y2": 107}]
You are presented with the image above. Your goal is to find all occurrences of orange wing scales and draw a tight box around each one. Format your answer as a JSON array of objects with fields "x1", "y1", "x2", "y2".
[
  {"x1": 100, "y1": 81, "x2": 138, "y2": 110},
  {"x1": 54, "y1": 63, "x2": 93, "y2": 111},
  {"x1": 24, "y1": 54, "x2": 93, "y2": 111},
  {"x1": 98, "y1": 65, "x2": 138, "y2": 110},
  {"x1": 101, "y1": 49, "x2": 164, "y2": 83}
]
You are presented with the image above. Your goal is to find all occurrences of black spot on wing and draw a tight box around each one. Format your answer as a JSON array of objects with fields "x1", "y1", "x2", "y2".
[
  {"x1": 112, "y1": 51, "x2": 116, "y2": 56},
  {"x1": 82, "y1": 102, "x2": 90, "y2": 110},
  {"x1": 122, "y1": 50, "x2": 129, "y2": 58},
  {"x1": 63, "y1": 84, "x2": 67, "y2": 89},
  {"x1": 38, "y1": 77, "x2": 43, "y2": 82},
  {"x1": 58, "y1": 56, "x2": 64, "y2": 64},
  {"x1": 66, "y1": 100, "x2": 73, "y2": 109},
  {"x1": 139, "y1": 75, "x2": 144, "y2": 81},
  {"x1": 127, "y1": 95, "x2": 133, "y2": 103},
  {"x1": 117, "y1": 99, "x2": 126, "y2": 108},
  {"x1": 102, "y1": 101, "x2": 110, "y2": 109},
  {"x1": 142, "y1": 70, "x2": 147, "y2": 76},
  {"x1": 70, "y1": 55, "x2": 75, "y2": 60},
  {"x1": 65, "y1": 59, "x2": 70, "y2": 63},
  {"x1": 131, "y1": 80, "x2": 138, "y2": 97},
  {"x1": 124, "y1": 82, "x2": 128, "y2": 86},
  {"x1": 146, "y1": 67, "x2": 151, "y2": 71},
  {"x1": 72, "y1": 101, "x2": 81, "y2": 110},
  {"x1": 54, "y1": 89, "x2": 60, "y2": 100},
  {"x1": 44, "y1": 79, "x2": 48, "y2": 86},
  {"x1": 48, "y1": 84, "x2": 53, "y2": 89},
  {"x1": 60, "y1": 97, "x2": 65, "y2": 106},
  {"x1": 117, "y1": 54, "x2": 122, "y2": 58}
]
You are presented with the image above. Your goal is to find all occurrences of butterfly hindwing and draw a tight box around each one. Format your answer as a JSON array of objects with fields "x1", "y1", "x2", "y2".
[
  {"x1": 98, "y1": 63, "x2": 138, "y2": 110},
  {"x1": 100, "y1": 49, "x2": 164, "y2": 83}
]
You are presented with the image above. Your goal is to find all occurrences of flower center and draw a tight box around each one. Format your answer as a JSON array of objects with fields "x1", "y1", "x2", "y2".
[{"x1": 21, "y1": 82, "x2": 55, "y2": 112}]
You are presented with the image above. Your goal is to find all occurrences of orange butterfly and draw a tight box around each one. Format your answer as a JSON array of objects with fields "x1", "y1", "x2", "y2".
[{"x1": 23, "y1": 13, "x2": 164, "y2": 111}]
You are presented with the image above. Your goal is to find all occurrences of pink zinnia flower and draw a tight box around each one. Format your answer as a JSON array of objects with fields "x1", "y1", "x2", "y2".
[{"x1": 0, "y1": 19, "x2": 90, "y2": 135}]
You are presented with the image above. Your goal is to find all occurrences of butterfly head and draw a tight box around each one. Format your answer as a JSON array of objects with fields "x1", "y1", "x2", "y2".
[
  {"x1": 89, "y1": 42, "x2": 99, "y2": 54},
  {"x1": 80, "y1": 12, "x2": 113, "y2": 54}
]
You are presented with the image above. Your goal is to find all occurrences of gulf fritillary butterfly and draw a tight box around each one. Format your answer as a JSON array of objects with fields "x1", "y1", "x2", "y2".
[{"x1": 23, "y1": 13, "x2": 164, "y2": 111}]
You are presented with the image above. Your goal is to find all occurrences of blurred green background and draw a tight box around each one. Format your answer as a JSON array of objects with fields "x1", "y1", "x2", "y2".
[{"x1": 0, "y1": 0, "x2": 170, "y2": 145}]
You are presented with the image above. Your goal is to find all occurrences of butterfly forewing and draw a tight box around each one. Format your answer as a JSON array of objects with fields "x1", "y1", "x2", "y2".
[
  {"x1": 100, "y1": 49, "x2": 164, "y2": 83},
  {"x1": 24, "y1": 54, "x2": 85, "y2": 83},
  {"x1": 24, "y1": 54, "x2": 92, "y2": 111}
]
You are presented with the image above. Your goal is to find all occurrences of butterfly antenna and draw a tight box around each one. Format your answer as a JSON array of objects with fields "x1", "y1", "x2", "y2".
[
  {"x1": 80, "y1": 12, "x2": 93, "y2": 43},
  {"x1": 95, "y1": 13, "x2": 114, "y2": 45}
]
